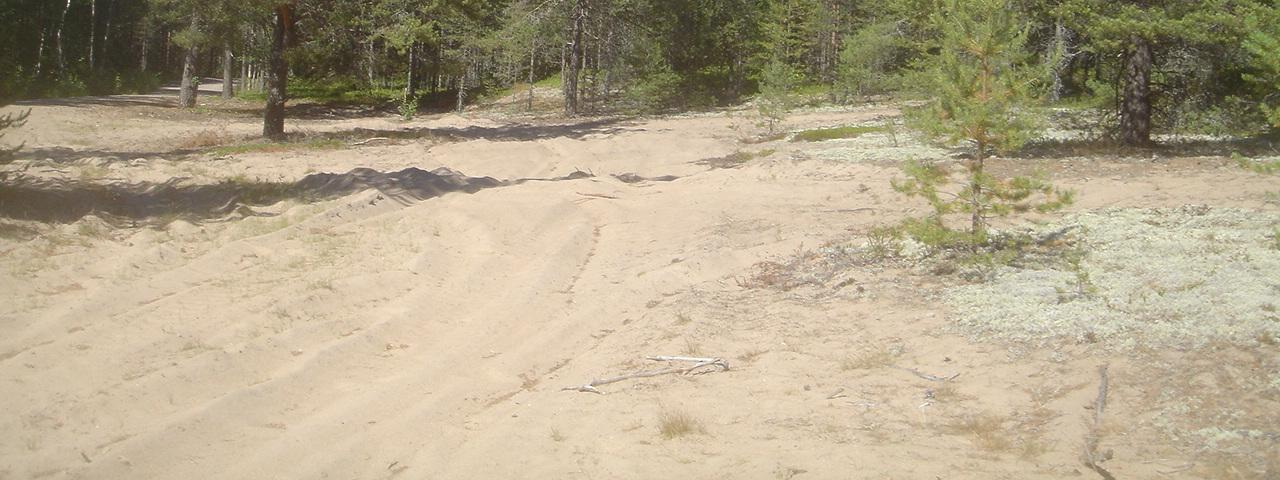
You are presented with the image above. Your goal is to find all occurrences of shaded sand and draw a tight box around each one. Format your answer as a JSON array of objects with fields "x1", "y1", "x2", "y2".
[{"x1": 1, "y1": 94, "x2": 1278, "y2": 479}]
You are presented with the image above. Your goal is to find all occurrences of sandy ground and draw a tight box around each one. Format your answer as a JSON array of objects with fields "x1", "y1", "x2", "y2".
[{"x1": 1, "y1": 85, "x2": 1278, "y2": 479}]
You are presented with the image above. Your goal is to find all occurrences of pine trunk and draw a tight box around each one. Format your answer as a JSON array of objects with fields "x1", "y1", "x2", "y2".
[
  {"x1": 178, "y1": 15, "x2": 201, "y2": 108},
  {"x1": 1120, "y1": 36, "x2": 1152, "y2": 146},
  {"x1": 405, "y1": 42, "x2": 418, "y2": 101},
  {"x1": 563, "y1": 0, "x2": 585, "y2": 116},
  {"x1": 222, "y1": 47, "x2": 234, "y2": 99},
  {"x1": 264, "y1": 7, "x2": 289, "y2": 139},
  {"x1": 89, "y1": 0, "x2": 97, "y2": 71},
  {"x1": 527, "y1": 41, "x2": 536, "y2": 111},
  {"x1": 54, "y1": 0, "x2": 71, "y2": 76}
]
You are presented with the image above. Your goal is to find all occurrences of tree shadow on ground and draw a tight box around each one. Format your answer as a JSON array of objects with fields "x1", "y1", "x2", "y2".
[
  {"x1": 0, "y1": 167, "x2": 598, "y2": 224},
  {"x1": 1015, "y1": 133, "x2": 1280, "y2": 160},
  {"x1": 10, "y1": 147, "x2": 203, "y2": 164},
  {"x1": 327, "y1": 117, "x2": 638, "y2": 143}
]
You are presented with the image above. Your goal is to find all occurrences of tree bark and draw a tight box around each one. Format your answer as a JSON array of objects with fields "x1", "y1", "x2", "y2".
[
  {"x1": 405, "y1": 42, "x2": 418, "y2": 101},
  {"x1": 89, "y1": 0, "x2": 97, "y2": 71},
  {"x1": 54, "y1": 0, "x2": 71, "y2": 76},
  {"x1": 1119, "y1": 35, "x2": 1152, "y2": 146},
  {"x1": 222, "y1": 47, "x2": 234, "y2": 99},
  {"x1": 527, "y1": 41, "x2": 536, "y2": 111},
  {"x1": 178, "y1": 14, "x2": 201, "y2": 108},
  {"x1": 456, "y1": 48, "x2": 470, "y2": 112},
  {"x1": 102, "y1": 0, "x2": 113, "y2": 70},
  {"x1": 263, "y1": 6, "x2": 289, "y2": 139},
  {"x1": 563, "y1": 0, "x2": 585, "y2": 116}
]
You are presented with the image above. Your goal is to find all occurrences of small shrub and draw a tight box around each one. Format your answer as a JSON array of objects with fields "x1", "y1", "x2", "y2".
[
  {"x1": 865, "y1": 225, "x2": 904, "y2": 259},
  {"x1": 398, "y1": 94, "x2": 419, "y2": 120},
  {"x1": 658, "y1": 408, "x2": 706, "y2": 439},
  {"x1": 757, "y1": 59, "x2": 798, "y2": 134}
]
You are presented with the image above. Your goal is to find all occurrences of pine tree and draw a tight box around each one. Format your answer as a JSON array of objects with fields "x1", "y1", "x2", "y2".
[
  {"x1": 1244, "y1": 1, "x2": 1280, "y2": 128},
  {"x1": 901, "y1": 0, "x2": 1071, "y2": 237},
  {"x1": 1058, "y1": 0, "x2": 1264, "y2": 145}
]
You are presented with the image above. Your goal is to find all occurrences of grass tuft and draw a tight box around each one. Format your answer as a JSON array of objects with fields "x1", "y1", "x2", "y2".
[
  {"x1": 658, "y1": 407, "x2": 706, "y2": 439},
  {"x1": 791, "y1": 125, "x2": 883, "y2": 142}
]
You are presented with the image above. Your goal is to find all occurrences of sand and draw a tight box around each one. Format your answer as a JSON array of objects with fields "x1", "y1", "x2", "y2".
[{"x1": 1, "y1": 85, "x2": 1277, "y2": 479}]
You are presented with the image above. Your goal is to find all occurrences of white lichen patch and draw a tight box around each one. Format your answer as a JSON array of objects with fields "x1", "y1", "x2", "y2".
[{"x1": 946, "y1": 206, "x2": 1280, "y2": 349}]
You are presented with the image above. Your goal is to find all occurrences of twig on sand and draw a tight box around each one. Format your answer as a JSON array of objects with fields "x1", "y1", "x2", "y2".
[
  {"x1": 1083, "y1": 364, "x2": 1117, "y2": 480},
  {"x1": 893, "y1": 366, "x2": 961, "y2": 382},
  {"x1": 350, "y1": 137, "x2": 391, "y2": 146},
  {"x1": 562, "y1": 356, "x2": 730, "y2": 394}
]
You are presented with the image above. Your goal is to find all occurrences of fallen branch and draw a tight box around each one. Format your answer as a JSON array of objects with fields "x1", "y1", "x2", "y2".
[
  {"x1": 562, "y1": 356, "x2": 729, "y2": 394},
  {"x1": 350, "y1": 137, "x2": 391, "y2": 146},
  {"x1": 1083, "y1": 364, "x2": 1116, "y2": 480},
  {"x1": 893, "y1": 366, "x2": 960, "y2": 382}
]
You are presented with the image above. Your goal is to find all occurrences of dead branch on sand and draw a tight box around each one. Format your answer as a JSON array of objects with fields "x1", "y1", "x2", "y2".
[
  {"x1": 562, "y1": 356, "x2": 730, "y2": 394},
  {"x1": 893, "y1": 366, "x2": 961, "y2": 382},
  {"x1": 1083, "y1": 364, "x2": 1116, "y2": 480},
  {"x1": 350, "y1": 137, "x2": 391, "y2": 146}
]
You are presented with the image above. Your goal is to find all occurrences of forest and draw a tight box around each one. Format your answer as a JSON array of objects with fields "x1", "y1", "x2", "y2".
[{"x1": 2, "y1": 0, "x2": 1279, "y2": 140}]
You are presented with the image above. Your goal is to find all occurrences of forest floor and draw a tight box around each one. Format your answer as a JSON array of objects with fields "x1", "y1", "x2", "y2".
[{"x1": 1, "y1": 82, "x2": 1278, "y2": 479}]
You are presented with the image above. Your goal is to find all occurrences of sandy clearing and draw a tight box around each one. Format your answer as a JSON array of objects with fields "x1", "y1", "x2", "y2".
[{"x1": 2, "y1": 91, "x2": 1278, "y2": 479}]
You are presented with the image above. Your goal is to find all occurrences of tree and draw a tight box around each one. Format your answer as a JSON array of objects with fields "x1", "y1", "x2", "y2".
[
  {"x1": 901, "y1": 0, "x2": 1071, "y2": 236},
  {"x1": 1244, "y1": 1, "x2": 1280, "y2": 128},
  {"x1": 1059, "y1": 0, "x2": 1264, "y2": 145},
  {"x1": 263, "y1": 2, "x2": 295, "y2": 139},
  {"x1": 757, "y1": 58, "x2": 797, "y2": 133}
]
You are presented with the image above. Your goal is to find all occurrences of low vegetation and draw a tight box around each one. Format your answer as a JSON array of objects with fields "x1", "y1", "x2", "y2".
[{"x1": 791, "y1": 125, "x2": 883, "y2": 142}]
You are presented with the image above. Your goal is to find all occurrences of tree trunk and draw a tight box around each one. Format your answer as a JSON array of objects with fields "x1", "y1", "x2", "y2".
[
  {"x1": 405, "y1": 42, "x2": 418, "y2": 101},
  {"x1": 366, "y1": 41, "x2": 376, "y2": 85},
  {"x1": 178, "y1": 14, "x2": 201, "y2": 108},
  {"x1": 527, "y1": 41, "x2": 536, "y2": 111},
  {"x1": 1119, "y1": 35, "x2": 1152, "y2": 146},
  {"x1": 35, "y1": 24, "x2": 46, "y2": 79},
  {"x1": 222, "y1": 47, "x2": 234, "y2": 99},
  {"x1": 102, "y1": 0, "x2": 113, "y2": 69},
  {"x1": 970, "y1": 140, "x2": 986, "y2": 235},
  {"x1": 1046, "y1": 19, "x2": 1070, "y2": 103},
  {"x1": 456, "y1": 49, "x2": 469, "y2": 112},
  {"x1": 563, "y1": 0, "x2": 585, "y2": 116},
  {"x1": 139, "y1": 28, "x2": 148, "y2": 72},
  {"x1": 89, "y1": 0, "x2": 97, "y2": 71},
  {"x1": 264, "y1": 6, "x2": 289, "y2": 139},
  {"x1": 240, "y1": 53, "x2": 248, "y2": 94},
  {"x1": 54, "y1": 0, "x2": 71, "y2": 76}
]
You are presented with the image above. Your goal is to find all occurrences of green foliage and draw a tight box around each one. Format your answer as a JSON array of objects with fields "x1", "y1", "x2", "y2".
[
  {"x1": 399, "y1": 94, "x2": 419, "y2": 120},
  {"x1": 892, "y1": 159, "x2": 1075, "y2": 238},
  {"x1": 836, "y1": 22, "x2": 904, "y2": 101},
  {"x1": 0, "y1": 107, "x2": 30, "y2": 163},
  {"x1": 1244, "y1": 4, "x2": 1280, "y2": 128},
  {"x1": 791, "y1": 125, "x2": 883, "y2": 142},
  {"x1": 757, "y1": 59, "x2": 798, "y2": 133},
  {"x1": 624, "y1": 67, "x2": 684, "y2": 113},
  {"x1": 907, "y1": 0, "x2": 1044, "y2": 156},
  {"x1": 1234, "y1": 152, "x2": 1280, "y2": 174}
]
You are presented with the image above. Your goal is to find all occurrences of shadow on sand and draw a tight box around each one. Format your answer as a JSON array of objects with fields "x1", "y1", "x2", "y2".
[{"x1": 0, "y1": 167, "x2": 597, "y2": 224}]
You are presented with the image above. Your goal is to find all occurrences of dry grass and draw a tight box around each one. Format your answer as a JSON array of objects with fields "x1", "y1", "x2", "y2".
[
  {"x1": 737, "y1": 348, "x2": 769, "y2": 363},
  {"x1": 658, "y1": 407, "x2": 706, "y2": 439},
  {"x1": 179, "y1": 129, "x2": 230, "y2": 149},
  {"x1": 839, "y1": 341, "x2": 896, "y2": 371},
  {"x1": 942, "y1": 413, "x2": 1013, "y2": 452}
]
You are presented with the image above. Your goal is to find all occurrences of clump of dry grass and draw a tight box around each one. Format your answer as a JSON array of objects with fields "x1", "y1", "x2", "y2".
[
  {"x1": 942, "y1": 413, "x2": 1013, "y2": 452},
  {"x1": 839, "y1": 341, "x2": 896, "y2": 371},
  {"x1": 180, "y1": 129, "x2": 229, "y2": 149},
  {"x1": 737, "y1": 242, "x2": 861, "y2": 291},
  {"x1": 658, "y1": 407, "x2": 706, "y2": 439}
]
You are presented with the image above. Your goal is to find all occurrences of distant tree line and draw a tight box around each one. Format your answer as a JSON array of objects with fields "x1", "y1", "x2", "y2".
[{"x1": 0, "y1": 0, "x2": 1277, "y2": 142}]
